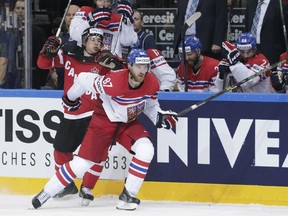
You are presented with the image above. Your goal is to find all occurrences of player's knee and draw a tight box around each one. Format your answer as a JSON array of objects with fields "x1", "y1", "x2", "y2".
[
  {"x1": 132, "y1": 137, "x2": 154, "y2": 162},
  {"x1": 69, "y1": 156, "x2": 94, "y2": 178}
]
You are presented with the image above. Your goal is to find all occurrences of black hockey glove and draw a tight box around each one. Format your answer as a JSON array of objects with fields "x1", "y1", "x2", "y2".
[
  {"x1": 270, "y1": 70, "x2": 286, "y2": 92},
  {"x1": 221, "y1": 41, "x2": 241, "y2": 65},
  {"x1": 117, "y1": 0, "x2": 134, "y2": 23},
  {"x1": 156, "y1": 110, "x2": 178, "y2": 130},
  {"x1": 95, "y1": 50, "x2": 124, "y2": 70},
  {"x1": 87, "y1": 7, "x2": 111, "y2": 26},
  {"x1": 218, "y1": 59, "x2": 231, "y2": 79},
  {"x1": 40, "y1": 36, "x2": 61, "y2": 58},
  {"x1": 62, "y1": 95, "x2": 82, "y2": 111}
]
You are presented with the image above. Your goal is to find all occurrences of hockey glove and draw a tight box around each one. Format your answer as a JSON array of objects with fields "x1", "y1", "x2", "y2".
[
  {"x1": 87, "y1": 7, "x2": 111, "y2": 26},
  {"x1": 40, "y1": 36, "x2": 61, "y2": 58},
  {"x1": 218, "y1": 59, "x2": 231, "y2": 79},
  {"x1": 156, "y1": 110, "x2": 178, "y2": 130},
  {"x1": 221, "y1": 41, "x2": 241, "y2": 65},
  {"x1": 62, "y1": 95, "x2": 82, "y2": 112},
  {"x1": 117, "y1": 0, "x2": 134, "y2": 23},
  {"x1": 95, "y1": 50, "x2": 124, "y2": 70},
  {"x1": 270, "y1": 70, "x2": 286, "y2": 92}
]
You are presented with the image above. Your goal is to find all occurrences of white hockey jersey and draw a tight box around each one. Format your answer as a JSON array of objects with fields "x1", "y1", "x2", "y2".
[
  {"x1": 215, "y1": 53, "x2": 275, "y2": 93},
  {"x1": 70, "y1": 6, "x2": 137, "y2": 57},
  {"x1": 146, "y1": 48, "x2": 176, "y2": 91}
]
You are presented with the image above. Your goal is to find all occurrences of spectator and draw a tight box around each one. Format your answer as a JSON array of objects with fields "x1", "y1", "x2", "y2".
[
  {"x1": 173, "y1": 0, "x2": 228, "y2": 60},
  {"x1": 132, "y1": 9, "x2": 156, "y2": 50},
  {"x1": 175, "y1": 35, "x2": 219, "y2": 92},
  {"x1": 13, "y1": 0, "x2": 49, "y2": 89},
  {"x1": 122, "y1": 9, "x2": 157, "y2": 60},
  {"x1": 0, "y1": 27, "x2": 9, "y2": 88},
  {"x1": 244, "y1": 0, "x2": 288, "y2": 64},
  {"x1": 215, "y1": 32, "x2": 275, "y2": 93}
]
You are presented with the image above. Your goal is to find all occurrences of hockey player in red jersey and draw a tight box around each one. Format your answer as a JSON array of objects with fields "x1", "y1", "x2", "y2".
[
  {"x1": 215, "y1": 32, "x2": 275, "y2": 93},
  {"x1": 32, "y1": 48, "x2": 178, "y2": 211},
  {"x1": 175, "y1": 35, "x2": 219, "y2": 92},
  {"x1": 69, "y1": 0, "x2": 137, "y2": 57},
  {"x1": 37, "y1": 27, "x2": 122, "y2": 206}
]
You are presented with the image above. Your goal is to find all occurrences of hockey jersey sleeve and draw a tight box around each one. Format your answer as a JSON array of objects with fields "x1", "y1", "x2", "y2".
[
  {"x1": 143, "y1": 97, "x2": 162, "y2": 125},
  {"x1": 229, "y1": 62, "x2": 262, "y2": 88},
  {"x1": 119, "y1": 17, "x2": 138, "y2": 47},
  {"x1": 69, "y1": 7, "x2": 91, "y2": 46},
  {"x1": 37, "y1": 49, "x2": 64, "y2": 69},
  {"x1": 146, "y1": 49, "x2": 176, "y2": 91}
]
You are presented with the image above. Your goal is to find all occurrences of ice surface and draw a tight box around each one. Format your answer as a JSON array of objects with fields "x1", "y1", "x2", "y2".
[{"x1": 1, "y1": 194, "x2": 288, "y2": 216}]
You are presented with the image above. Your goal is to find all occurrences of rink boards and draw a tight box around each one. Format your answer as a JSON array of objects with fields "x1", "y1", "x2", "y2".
[{"x1": 1, "y1": 90, "x2": 288, "y2": 206}]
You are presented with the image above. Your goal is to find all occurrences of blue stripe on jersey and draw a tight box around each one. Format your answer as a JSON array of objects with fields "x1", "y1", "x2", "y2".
[
  {"x1": 130, "y1": 162, "x2": 148, "y2": 173},
  {"x1": 60, "y1": 166, "x2": 73, "y2": 183}
]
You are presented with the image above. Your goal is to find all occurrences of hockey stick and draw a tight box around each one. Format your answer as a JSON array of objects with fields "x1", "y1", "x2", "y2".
[
  {"x1": 279, "y1": 0, "x2": 288, "y2": 53},
  {"x1": 111, "y1": 14, "x2": 124, "y2": 55},
  {"x1": 181, "y1": 12, "x2": 202, "y2": 92},
  {"x1": 55, "y1": 0, "x2": 72, "y2": 37},
  {"x1": 177, "y1": 56, "x2": 288, "y2": 117}
]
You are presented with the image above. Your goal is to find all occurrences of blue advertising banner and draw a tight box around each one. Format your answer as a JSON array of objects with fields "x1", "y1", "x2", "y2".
[{"x1": 141, "y1": 92, "x2": 288, "y2": 187}]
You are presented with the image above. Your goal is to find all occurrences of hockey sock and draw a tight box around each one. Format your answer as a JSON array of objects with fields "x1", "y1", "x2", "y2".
[
  {"x1": 82, "y1": 162, "x2": 104, "y2": 189},
  {"x1": 125, "y1": 156, "x2": 150, "y2": 196},
  {"x1": 54, "y1": 150, "x2": 73, "y2": 171}
]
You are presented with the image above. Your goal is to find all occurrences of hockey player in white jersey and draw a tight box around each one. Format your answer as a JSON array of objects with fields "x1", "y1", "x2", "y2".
[
  {"x1": 215, "y1": 32, "x2": 275, "y2": 93},
  {"x1": 146, "y1": 48, "x2": 176, "y2": 91},
  {"x1": 69, "y1": 0, "x2": 137, "y2": 57},
  {"x1": 31, "y1": 48, "x2": 178, "y2": 211}
]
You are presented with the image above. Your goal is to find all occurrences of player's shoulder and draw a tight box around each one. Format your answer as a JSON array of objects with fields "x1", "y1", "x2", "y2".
[
  {"x1": 145, "y1": 72, "x2": 160, "y2": 91},
  {"x1": 78, "y1": 6, "x2": 93, "y2": 14},
  {"x1": 203, "y1": 56, "x2": 220, "y2": 65},
  {"x1": 146, "y1": 49, "x2": 163, "y2": 59}
]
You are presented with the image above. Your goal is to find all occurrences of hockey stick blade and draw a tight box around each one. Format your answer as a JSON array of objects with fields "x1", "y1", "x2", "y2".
[
  {"x1": 177, "y1": 56, "x2": 288, "y2": 117},
  {"x1": 181, "y1": 12, "x2": 201, "y2": 38}
]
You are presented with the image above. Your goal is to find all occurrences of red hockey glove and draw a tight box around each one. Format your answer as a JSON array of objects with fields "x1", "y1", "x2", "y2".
[
  {"x1": 117, "y1": 0, "x2": 134, "y2": 23},
  {"x1": 87, "y1": 7, "x2": 111, "y2": 26},
  {"x1": 218, "y1": 59, "x2": 231, "y2": 79},
  {"x1": 40, "y1": 36, "x2": 61, "y2": 58},
  {"x1": 62, "y1": 95, "x2": 81, "y2": 111},
  {"x1": 270, "y1": 70, "x2": 286, "y2": 92},
  {"x1": 221, "y1": 41, "x2": 241, "y2": 65},
  {"x1": 156, "y1": 110, "x2": 178, "y2": 130},
  {"x1": 95, "y1": 50, "x2": 123, "y2": 70}
]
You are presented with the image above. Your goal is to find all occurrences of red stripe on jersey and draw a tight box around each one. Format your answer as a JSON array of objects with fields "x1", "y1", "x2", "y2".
[
  {"x1": 65, "y1": 163, "x2": 77, "y2": 179},
  {"x1": 132, "y1": 157, "x2": 150, "y2": 168},
  {"x1": 128, "y1": 167, "x2": 146, "y2": 179},
  {"x1": 151, "y1": 61, "x2": 166, "y2": 69},
  {"x1": 56, "y1": 171, "x2": 69, "y2": 186}
]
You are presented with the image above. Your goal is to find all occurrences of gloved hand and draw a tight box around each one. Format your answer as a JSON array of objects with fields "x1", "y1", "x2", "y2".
[
  {"x1": 40, "y1": 36, "x2": 61, "y2": 58},
  {"x1": 270, "y1": 70, "x2": 286, "y2": 92},
  {"x1": 156, "y1": 110, "x2": 178, "y2": 130},
  {"x1": 221, "y1": 41, "x2": 241, "y2": 65},
  {"x1": 62, "y1": 95, "x2": 82, "y2": 111},
  {"x1": 94, "y1": 50, "x2": 123, "y2": 70},
  {"x1": 117, "y1": 0, "x2": 134, "y2": 23},
  {"x1": 218, "y1": 59, "x2": 231, "y2": 79},
  {"x1": 87, "y1": 7, "x2": 111, "y2": 26}
]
